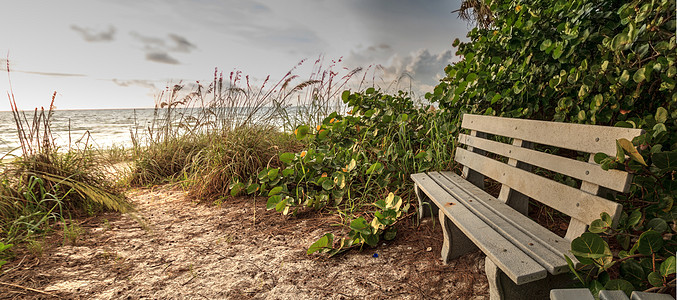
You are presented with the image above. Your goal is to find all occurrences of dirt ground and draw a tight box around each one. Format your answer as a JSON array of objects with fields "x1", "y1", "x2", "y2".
[{"x1": 0, "y1": 185, "x2": 488, "y2": 299}]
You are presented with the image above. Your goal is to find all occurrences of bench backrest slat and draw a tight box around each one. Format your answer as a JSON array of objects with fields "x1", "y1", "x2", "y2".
[
  {"x1": 455, "y1": 148, "x2": 623, "y2": 225},
  {"x1": 461, "y1": 114, "x2": 644, "y2": 155},
  {"x1": 458, "y1": 133, "x2": 633, "y2": 192},
  {"x1": 457, "y1": 114, "x2": 644, "y2": 231}
]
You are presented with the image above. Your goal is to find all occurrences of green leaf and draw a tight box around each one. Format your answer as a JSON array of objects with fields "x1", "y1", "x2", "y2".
[
  {"x1": 565, "y1": 255, "x2": 586, "y2": 285},
  {"x1": 246, "y1": 183, "x2": 260, "y2": 195},
  {"x1": 229, "y1": 182, "x2": 245, "y2": 197},
  {"x1": 466, "y1": 73, "x2": 477, "y2": 82},
  {"x1": 588, "y1": 280, "x2": 604, "y2": 297},
  {"x1": 268, "y1": 186, "x2": 283, "y2": 196},
  {"x1": 275, "y1": 198, "x2": 288, "y2": 212},
  {"x1": 341, "y1": 90, "x2": 350, "y2": 102},
  {"x1": 652, "y1": 151, "x2": 677, "y2": 171},
  {"x1": 294, "y1": 125, "x2": 310, "y2": 140},
  {"x1": 350, "y1": 218, "x2": 371, "y2": 235},
  {"x1": 655, "y1": 107, "x2": 668, "y2": 123},
  {"x1": 321, "y1": 179, "x2": 334, "y2": 190},
  {"x1": 627, "y1": 210, "x2": 641, "y2": 227},
  {"x1": 647, "y1": 271, "x2": 664, "y2": 287},
  {"x1": 307, "y1": 233, "x2": 333, "y2": 254},
  {"x1": 594, "y1": 152, "x2": 609, "y2": 164},
  {"x1": 604, "y1": 279, "x2": 634, "y2": 296},
  {"x1": 279, "y1": 152, "x2": 295, "y2": 164},
  {"x1": 653, "y1": 123, "x2": 667, "y2": 137},
  {"x1": 619, "y1": 70, "x2": 630, "y2": 84},
  {"x1": 552, "y1": 44, "x2": 564, "y2": 59},
  {"x1": 589, "y1": 219, "x2": 609, "y2": 233},
  {"x1": 267, "y1": 168, "x2": 279, "y2": 181},
  {"x1": 258, "y1": 169, "x2": 270, "y2": 180},
  {"x1": 540, "y1": 39, "x2": 552, "y2": 51},
  {"x1": 363, "y1": 233, "x2": 379, "y2": 247},
  {"x1": 620, "y1": 260, "x2": 645, "y2": 286},
  {"x1": 366, "y1": 162, "x2": 383, "y2": 175},
  {"x1": 0, "y1": 243, "x2": 11, "y2": 252},
  {"x1": 633, "y1": 67, "x2": 646, "y2": 83},
  {"x1": 491, "y1": 93, "x2": 501, "y2": 104},
  {"x1": 282, "y1": 168, "x2": 295, "y2": 177},
  {"x1": 384, "y1": 227, "x2": 397, "y2": 241},
  {"x1": 266, "y1": 195, "x2": 281, "y2": 210},
  {"x1": 571, "y1": 232, "x2": 611, "y2": 265},
  {"x1": 637, "y1": 230, "x2": 663, "y2": 255},
  {"x1": 334, "y1": 173, "x2": 346, "y2": 189},
  {"x1": 660, "y1": 256, "x2": 675, "y2": 276},
  {"x1": 646, "y1": 218, "x2": 668, "y2": 233}
]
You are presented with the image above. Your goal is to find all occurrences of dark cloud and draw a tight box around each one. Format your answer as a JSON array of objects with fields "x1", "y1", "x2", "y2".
[
  {"x1": 131, "y1": 32, "x2": 197, "y2": 64},
  {"x1": 145, "y1": 52, "x2": 179, "y2": 65},
  {"x1": 130, "y1": 32, "x2": 165, "y2": 48},
  {"x1": 385, "y1": 49, "x2": 454, "y2": 86},
  {"x1": 112, "y1": 79, "x2": 157, "y2": 89},
  {"x1": 168, "y1": 34, "x2": 197, "y2": 53},
  {"x1": 345, "y1": 47, "x2": 455, "y2": 96},
  {"x1": 71, "y1": 25, "x2": 116, "y2": 42}
]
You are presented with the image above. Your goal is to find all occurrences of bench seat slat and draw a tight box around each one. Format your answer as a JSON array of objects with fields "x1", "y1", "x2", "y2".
[
  {"x1": 428, "y1": 172, "x2": 571, "y2": 274},
  {"x1": 411, "y1": 173, "x2": 548, "y2": 284},
  {"x1": 435, "y1": 172, "x2": 579, "y2": 269},
  {"x1": 458, "y1": 134, "x2": 633, "y2": 192},
  {"x1": 455, "y1": 148, "x2": 622, "y2": 225},
  {"x1": 461, "y1": 114, "x2": 644, "y2": 156}
]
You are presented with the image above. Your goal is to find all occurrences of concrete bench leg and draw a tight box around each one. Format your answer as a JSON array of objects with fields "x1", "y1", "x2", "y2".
[
  {"x1": 439, "y1": 211, "x2": 478, "y2": 264},
  {"x1": 485, "y1": 258, "x2": 577, "y2": 300},
  {"x1": 415, "y1": 185, "x2": 438, "y2": 221}
]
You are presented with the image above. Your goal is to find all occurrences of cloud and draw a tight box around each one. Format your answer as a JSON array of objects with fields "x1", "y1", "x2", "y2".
[
  {"x1": 131, "y1": 32, "x2": 197, "y2": 64},
  {"x1": 71, "y1": 25, "x2": 116, "y2": 42},
  {"x1": 385, "y1": 49, "x2": 454, "y2": 86},
  {"x1": 345, "y1": 47, "x2": 455, "y2": 96},
  {"x1": 0, "y1": 62, "x2": 85, "y2": 77},
  {"x1": 168, "y1": 34, "x2": 197, "y2": 53},
  {"x1": 130, "y1": 32, "x2": 165, "y2": 48},
  {"x1": 112, "y1": 79, "x2": 157, "y2": 89},
  {"x1": 145, "y1": 52, "x2": 179, "y2": 65}
]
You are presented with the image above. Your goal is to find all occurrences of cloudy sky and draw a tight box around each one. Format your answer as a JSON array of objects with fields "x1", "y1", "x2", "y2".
[{"x1": 0, "y1": 0, "x2": 470, "y2": 111}]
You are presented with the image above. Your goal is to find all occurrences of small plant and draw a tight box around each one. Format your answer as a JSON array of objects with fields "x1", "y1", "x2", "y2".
[
  {"x1": 0, "y1": 242, "x2": 13, "y2": 271},
  {"x1": 307, "y1": 192, "x2": 409, "y2": 256},
  {"x1": 63, "y1": 221, "x2": 83, "y2": 245},
  {"x1": 27, "y1": 240, "x2": 44, "y2": 257}
]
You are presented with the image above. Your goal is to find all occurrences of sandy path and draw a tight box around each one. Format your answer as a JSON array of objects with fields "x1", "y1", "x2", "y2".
[{"x1": 1, "y1": 185, "x2": 488, "y2": 299}]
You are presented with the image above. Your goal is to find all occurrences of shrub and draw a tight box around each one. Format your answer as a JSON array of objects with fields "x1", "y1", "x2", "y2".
[{"x1": 432, "y1": 0, "x2": 675, "y2": 295}]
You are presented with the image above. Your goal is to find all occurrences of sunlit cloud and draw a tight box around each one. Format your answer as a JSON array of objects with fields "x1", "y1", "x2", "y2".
[
  {"x1": 70, "y1": 25, "x2": 116, "y2": 42},
  {"x1": 145, "y1": 52, "x2": 180, "y2": 65},
  {"x1": 111, "y1": 79, "x2": 158, "y2": 89}
]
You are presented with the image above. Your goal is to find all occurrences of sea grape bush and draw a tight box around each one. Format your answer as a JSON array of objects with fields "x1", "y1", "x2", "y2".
[
  {"x1": 242, "y1": 88, "x2": 455, "y2": 216},
  {"x1": 232, "y1": 88, "x2": 454, "y2": 254},
  {"x1": 307, "y1": 193, "x2": 409, "y2": 256},
  {"x1": 431, "y1": 0, "x2": 675, "y2": 295}
]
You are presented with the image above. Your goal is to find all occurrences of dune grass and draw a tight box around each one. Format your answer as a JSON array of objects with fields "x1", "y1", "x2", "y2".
[
  {"x1": 128, "y1": 59, "x2": 358, "y2": 204},
  {"x1": 0, "y1": 93, "x2": 129, "y2": 250}
]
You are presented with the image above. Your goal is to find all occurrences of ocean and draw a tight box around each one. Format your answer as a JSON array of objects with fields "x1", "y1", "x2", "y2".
[
  {"x1": 0, "y1": 106, "x2": 299, "y2": 157},
  {"x1": 0, "y1": 108, "x2": 157, "y2": 157}
]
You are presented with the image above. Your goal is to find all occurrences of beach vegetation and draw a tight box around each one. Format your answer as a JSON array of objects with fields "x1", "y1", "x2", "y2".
[
  {"x1": 0, "y1": 91, "x2": 129, "y2": 256},
  {"x1": 433, "y1": 0, "x2": 675, "y2": 295}
]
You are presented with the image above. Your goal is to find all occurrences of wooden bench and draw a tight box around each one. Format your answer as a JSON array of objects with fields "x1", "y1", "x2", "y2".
[{"x1": 411, "y1": 114, "x2": 644, "y2": 300}]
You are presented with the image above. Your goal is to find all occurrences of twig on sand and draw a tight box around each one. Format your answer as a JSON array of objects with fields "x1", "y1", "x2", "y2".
[{"x1": 0, "y1": 281, "x2": 61, "y2": 298}]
